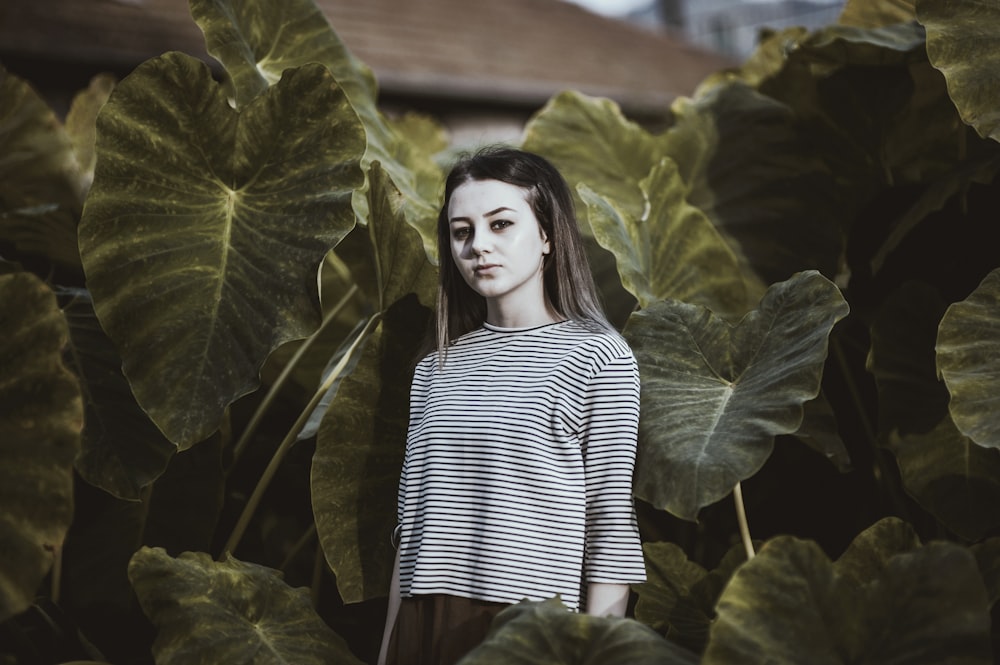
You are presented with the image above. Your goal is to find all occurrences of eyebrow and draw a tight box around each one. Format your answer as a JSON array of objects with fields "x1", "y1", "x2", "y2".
[{"x1": 449, "y1": 206, "x2": 516, "y2": 223}]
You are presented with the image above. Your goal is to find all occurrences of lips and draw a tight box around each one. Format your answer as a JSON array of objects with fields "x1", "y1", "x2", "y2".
[{"x1": 474, "y1": 263, "x2": 499, "y2": 274}]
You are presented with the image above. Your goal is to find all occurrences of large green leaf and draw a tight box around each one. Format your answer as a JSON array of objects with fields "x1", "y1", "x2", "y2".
[
  {"x1": 362, "y1": 162, "x2": 438, "y2": 311},
  {"x1": 0, "y1": 67, "x2": 82, "y2": 270},
  {"x1": 937, "y1": 268, "x2": 1000, "y2": 449},
  {"x1": 64, "y1": 73, "x2": 115, "y2": 195},
  {"x1": 458, "y1": 598, "x2": 699, "y2": 665},
  {"x1": 661, "y1": 82, "x2": 850, "y2": 285},
  {"x1": 128, "y1": 547, "x2": 362, "y2": 665},
  {"x1": 712, "y1": 21, "x2": 925, "y2": 94},
  {"x1": 891, "y1": 418, "x2": 1000, "y2": 541},
  {"x1": 918, "y1": 0, "x2": 1000, "y2": 143},
  {"x1": 60, "y1": 289, "x2": 176, "y2": 499},
  {"x1": 703, "y1": 531, "x2": 992, "y2": 663},
  {"x1": 832, "y1": 517, "x2": 921, "y2": 586},
  {"x1": 523, "y1": 90, "x2": 668, "y2": 219},
  {"x1": 717, "y1": 23, "x2": 959, "y2": 203},
  {"x1": 632, "y1": 542, "x2": 706, "y2": 637},
  {"x1": 190, "y1": 0, "x2": 443, "y2": 250},
  {"x1": 633, "y1": 541, "x2": 750, "y2": 653},
  {"x1": 868, "y1": 281, "x2": 1000, "y2": 540},
  {"x1": 626, "y1": 271, "x2": 849, "y2": 521},
  {"x1": 190, "y1": 0, "x2": 374, "y2": 110},
  {"x1": 312, "y1": 295, "x2": 431, "y2": 603},
  {"x1": 797, "y1": 22, "x2": 927, "y2": 69},
  {"x1": 79, "y1": 53, "x2": 364, "y2": 447},
  {"x1": 285, "y1": 161, "x2": 436, "y2": 442},
  {"x1": 520, "y1": 89, "x2": 763, "y2": 323},
  {"x1": 0, "y1": 272, "x2": 82, "y2": 622},
  {"x1": 579, "y1": 158, "x2": 748, "y2": 318}
]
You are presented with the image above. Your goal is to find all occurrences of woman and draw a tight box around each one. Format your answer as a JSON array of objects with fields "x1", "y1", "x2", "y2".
[{"x1": 379, "y1": 147, "x2": 645, "y2": 665}]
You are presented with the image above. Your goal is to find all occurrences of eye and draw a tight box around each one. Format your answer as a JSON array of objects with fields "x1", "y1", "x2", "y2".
[
  {"x1": 490, "y1": 219, "x2": 513, "y2": 231},
  {"x1": 451, "y1": 226, "x2": 471, "y2": 240}
]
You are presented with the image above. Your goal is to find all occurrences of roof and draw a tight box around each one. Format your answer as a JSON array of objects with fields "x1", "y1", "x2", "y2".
[{"x1": 0, "y1": 0, "x2": 735, "y2": 115}]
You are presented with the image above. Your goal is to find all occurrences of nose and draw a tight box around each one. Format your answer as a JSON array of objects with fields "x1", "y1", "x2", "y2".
[{"x1": 470, "y1": 230, "x2": 491, "y2": 256}]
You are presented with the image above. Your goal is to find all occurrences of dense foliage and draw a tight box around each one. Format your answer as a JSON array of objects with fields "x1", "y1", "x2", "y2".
[{"x1": 2, "y1": 0, "x2": 999, "y2": 662}]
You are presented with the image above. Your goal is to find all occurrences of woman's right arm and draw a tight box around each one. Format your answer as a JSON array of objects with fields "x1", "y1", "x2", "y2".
[{"x1": 377, "y1": 547, "x2": 402, "y2": 665}]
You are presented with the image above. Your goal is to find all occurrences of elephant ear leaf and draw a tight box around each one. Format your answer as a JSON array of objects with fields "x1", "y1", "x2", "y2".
[
  {"x1": 580, "y1": 158, "x2": 749, "y2": 318},
  {"x1": 312, "y1": 295, "x2": 431, "y2": 603},
  {"x1": 366, "y1": 162, "x2": 438, "y2": 311},
  {"x1": 833, "y1": 517, "x2": 921, "y2": 587},
  {"x1": 662, "y1": 83, "x2": 849, "y2": 287},
  {"x1": 626, "y1": 271, "x2": 848, "y2": 521},
  {"x1": 59, "y1": 288, "x2": 175, "y2": 500},
  {"x1": 0, "y1": 272, "x2": 82, "y2": 622},
  {"x1": 633, "y1": 541, "x2": 750, "y2": 652},
  {"x1": 918, "y1": 0, "x2": 1000, "y2": 143},
  {"x1": 128, "y1": 547, "x2": 363, "y2": 665},
  {"x1": 79, "y1": 53, "x2": 365, "y2": 447},
  {"x1": 633, "y1": 541, "x2": 708, "y2": 636},
  {"x1": 0, "y1": 66, "x2": 83, "y2": 270},
  {"x1": 190, "y1": 0, "x2": 375, "y2": 110},
  {"x1": 190, "y1": 0, "x2": 443, "y2": 250},
  {"x1": 522, "y1": 90, "x2": 667, "y2": 219},
  {"x1": 704, "y1": 532, "x2": 992, "y2": 663},
  {"x1": 64, "y1": 73, "x2": 116, "y2": 195},
  {"x1": 460, "y1": 598, "x2": 700, "y2": 665},
  {"x1": 937, "y1": 268, "x2": 1000, "y2": 449}
]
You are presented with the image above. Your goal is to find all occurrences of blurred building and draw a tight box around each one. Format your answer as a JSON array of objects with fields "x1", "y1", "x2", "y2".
[
  {"x1": 622, "y1": 0, "x2": 846, "y2": 60},
  {"x1": 0, "y1": 0, "x2": 736, "y2": 146}
]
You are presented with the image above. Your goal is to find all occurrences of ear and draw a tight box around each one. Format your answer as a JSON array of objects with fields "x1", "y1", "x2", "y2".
[{"x1": 541, "y1": 229, "x2": 551, "y2": 256}]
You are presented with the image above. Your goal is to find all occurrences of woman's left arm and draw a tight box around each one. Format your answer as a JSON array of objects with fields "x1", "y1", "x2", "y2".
[
  {"x1": 579, "y1": 349, "x2": 646, "y2": 612},
  {"x1": 587, "y1": 582, "x2": 630, "y2": 617}
]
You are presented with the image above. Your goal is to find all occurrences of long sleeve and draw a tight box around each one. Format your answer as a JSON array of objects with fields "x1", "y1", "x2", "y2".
[
  {"x1": 398, "y1": 357, "x2": 430, "y2": 526},
  {"x1": 579, "y1": 352, "x2": 646, "y2": 584}
]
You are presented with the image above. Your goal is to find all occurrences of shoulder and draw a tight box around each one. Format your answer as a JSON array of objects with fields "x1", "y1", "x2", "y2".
[{"x1": 557, "y1": 319, "x2": 634, "y2": 362}]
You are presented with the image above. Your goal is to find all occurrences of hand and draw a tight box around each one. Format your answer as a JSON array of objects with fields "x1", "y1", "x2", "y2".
[{"x1": 586, "y1": 582, "x2": 629, "y2": 617}]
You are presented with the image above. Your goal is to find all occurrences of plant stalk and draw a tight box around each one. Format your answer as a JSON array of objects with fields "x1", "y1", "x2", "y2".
[
  {"x1": 221, "y1": 311, "x2": 382, "y2": 557},
  {"x1": 231, "y1": 284, "x2": 360, "y2": 464},
  {"x1": 280, "y1": 523, "x2": 317, "y2": 572},
  {"x1": 311, "y1": 539, "x2": 324, "y2": 609},
  {"x1": 734, "y1": 482, "x2": 755, "y2": 560},
  {"x1": 831, "y1": 337, "x2": 877, "y2": 450},
  {"x1": 50, "y1": 544, "x2": 63, "y2": 604}
]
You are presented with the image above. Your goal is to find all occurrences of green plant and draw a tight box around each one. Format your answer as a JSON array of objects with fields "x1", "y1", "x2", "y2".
[{"x1": 2, "y1": 0, "x2": 999, "y2": 662}]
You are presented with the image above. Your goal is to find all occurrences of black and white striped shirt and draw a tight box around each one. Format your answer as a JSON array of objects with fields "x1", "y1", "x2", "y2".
[{"x1": 397, "y1": 319, "x2": 646, "y2": 611}]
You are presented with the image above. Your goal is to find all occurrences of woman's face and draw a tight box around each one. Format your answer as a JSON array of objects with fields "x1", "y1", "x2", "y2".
[{"x1": 447, "y1": 179, "x2": 551, "y2": 322}]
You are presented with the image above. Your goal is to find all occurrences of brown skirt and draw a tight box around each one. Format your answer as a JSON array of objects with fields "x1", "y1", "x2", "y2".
[{"x1": 385, "y1": 594, "x2": 509, "y2": 665}]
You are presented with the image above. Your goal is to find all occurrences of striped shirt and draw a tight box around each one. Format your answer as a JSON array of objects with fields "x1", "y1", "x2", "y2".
[{"x1": 397, "y1": 319, "x2": 646, "y2": 611}]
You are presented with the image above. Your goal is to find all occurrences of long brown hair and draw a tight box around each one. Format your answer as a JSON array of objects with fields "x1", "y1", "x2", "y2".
[{"x1": 435, "y1": 146, "x2": 613, "y2": 356}]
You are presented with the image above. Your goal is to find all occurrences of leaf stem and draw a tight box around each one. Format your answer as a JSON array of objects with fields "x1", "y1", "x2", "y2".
[
  {"x1": 231, "y1": 284, "x2": 359, "y2": 464},
  {"x1": 280, "y1": 523, "x2": 317, "y2": 572},
  {"x1": 734, "y1": 482, "x2": 755, "y2": 560},
  {"x1": 221, "y1": 311, "x2": 382, "y2": 557},
  {"x1": 310, "y1": 539, "x2": 324, "y2": 609},
  {"x1": 831, "y1": 336, "x2": 878, "y2": 450},
  {"x1": 50, "y1": 544, "x2": 63, "y2": 604}
]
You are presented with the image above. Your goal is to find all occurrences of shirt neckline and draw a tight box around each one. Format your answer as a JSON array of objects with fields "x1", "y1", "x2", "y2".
[{"x1": 482, "y1": 319, "x2": 569, "y2": 334}]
